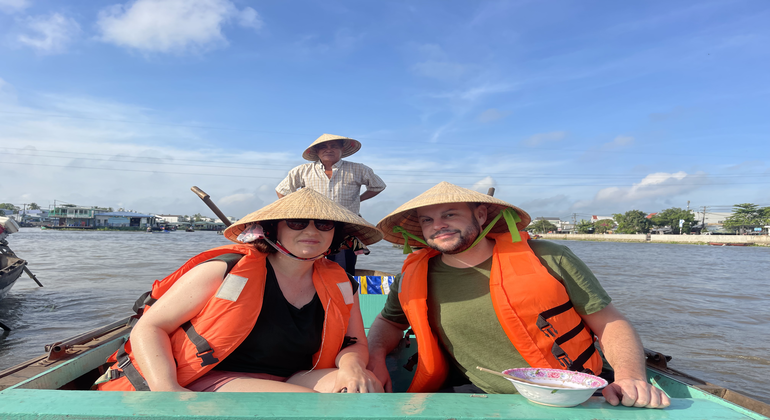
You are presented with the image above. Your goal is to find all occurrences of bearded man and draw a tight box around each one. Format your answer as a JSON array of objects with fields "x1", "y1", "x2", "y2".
[{"x1": 366, "y1": 182, "x2": 669, "y2": 409}]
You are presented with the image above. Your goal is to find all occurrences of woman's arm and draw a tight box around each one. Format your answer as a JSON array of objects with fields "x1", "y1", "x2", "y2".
[
  {"x1": 332, "y1": 294, "x2": 383, "y2": 393},
  {"x1": 130, "y1": 261, "x2": 228, "y2": 392}
]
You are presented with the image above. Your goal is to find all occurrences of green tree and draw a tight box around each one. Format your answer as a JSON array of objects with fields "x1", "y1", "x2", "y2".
[
  {"x1": 613, "y1": 210, "x2": 652, "y2": 234},
  {"x1": 193, "y1": 213, "x2": 203, "y2": 222},
  {"x1": 28, "y1": 203, "x2": 40, "y2": 210},
  {"x1": 528, "y1": 219, "x2": 558, "y2": 233},
  {"x1": 0, "y1": 203, "x2": 18, "y2": 210},
  {"x1": 651, "y1": 207, "x2": 696, "y2": 234},
  {"x1": 575, "y1": 219, "x2": 594, "y2": 233},
  {"x1": 593, "y1": 219, "x2": 615, "y2": 234},
  {"x1": 723, "y1": 203, "x2": 764, "y2": 233}
]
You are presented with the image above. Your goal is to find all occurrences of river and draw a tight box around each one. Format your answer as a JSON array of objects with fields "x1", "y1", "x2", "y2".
[{"x1": 1, "y1": 228, "x2": 768, "y2": 403}]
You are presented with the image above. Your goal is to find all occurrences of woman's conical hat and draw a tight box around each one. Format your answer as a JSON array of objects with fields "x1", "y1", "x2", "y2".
[
  {"x1": 376, "y1": 181, "x2": 531, "y2": 247},
  {"x1": 225, "y1": 188, "x2": 383, "y2": 245},
  {"x1": 302, "y1": 134, "x2": 362, "y2": 161}
]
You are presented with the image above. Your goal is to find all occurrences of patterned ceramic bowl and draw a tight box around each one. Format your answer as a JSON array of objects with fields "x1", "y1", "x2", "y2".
[{"x1": 502, "y1": 367, "x2": 608, "y2": 408}]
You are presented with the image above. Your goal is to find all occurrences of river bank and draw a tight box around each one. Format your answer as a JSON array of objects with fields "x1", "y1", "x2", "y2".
[{"x1": 538, "y1": 233, "x2": 770, "y2": 246}]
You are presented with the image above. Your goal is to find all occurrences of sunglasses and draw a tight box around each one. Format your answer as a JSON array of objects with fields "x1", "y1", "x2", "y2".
[{"x1": 284, "y1": 219, "x2": 336, "y2": 232}]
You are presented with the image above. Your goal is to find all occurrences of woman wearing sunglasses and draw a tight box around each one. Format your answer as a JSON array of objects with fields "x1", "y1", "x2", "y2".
[{"x1": 97, "y1": 188, "x2": 384, "y2": 394}]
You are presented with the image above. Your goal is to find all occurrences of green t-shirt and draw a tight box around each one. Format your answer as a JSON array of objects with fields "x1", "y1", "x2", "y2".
[{"x1": 380, "y1": 240, "x2": 611, "y2": 394}]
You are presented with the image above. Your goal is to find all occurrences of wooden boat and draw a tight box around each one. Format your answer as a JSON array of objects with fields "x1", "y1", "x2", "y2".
[
  {"x1": 708, "y1": 243, "x2": 750, "y2": 247},
  {"x1": 1, "y1": 274, "x2": 768, "y2": 419},
  {"x1": 0, "y1": 217, "x2": 26, "y2": 301}
]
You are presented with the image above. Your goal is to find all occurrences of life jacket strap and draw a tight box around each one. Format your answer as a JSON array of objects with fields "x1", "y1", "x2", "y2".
[
  {"x1": 549, "y1": 321, "x2": 598, "y2": 372},
  {"x1": 536, "y1": 300, "x2": 574, "y2": 338},
  {"x1": 116, "y1": 343, "x2": 150, "y2": 391},
  {"x1": 182, "y1": 321, "x2": 220, "y2": 367},
  {"x1": 131, "y1": 290, "x2": 157, "y2": 316}
]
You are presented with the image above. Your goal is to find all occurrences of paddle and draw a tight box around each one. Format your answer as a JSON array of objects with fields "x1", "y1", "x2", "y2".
[
  {"x1": 191, "y1": 186, "x2": 231, "y2": 227},
  {"x1": 475, "y1": 366, "x2": 571, "y2": 388}
]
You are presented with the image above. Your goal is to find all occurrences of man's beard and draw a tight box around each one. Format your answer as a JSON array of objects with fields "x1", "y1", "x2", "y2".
[{"x1": 426, "y1": 219, "x2": 481, "y2": 254}]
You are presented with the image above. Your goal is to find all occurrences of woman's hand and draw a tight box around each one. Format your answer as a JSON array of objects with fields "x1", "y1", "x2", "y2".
[{"x1": 333, "y1": 362, "x2": 384, "y2": 393}]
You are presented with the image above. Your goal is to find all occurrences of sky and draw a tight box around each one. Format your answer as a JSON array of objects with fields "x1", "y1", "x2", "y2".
[{"x1": 1, "y1": 0, "x2": 769, "y2": 225}]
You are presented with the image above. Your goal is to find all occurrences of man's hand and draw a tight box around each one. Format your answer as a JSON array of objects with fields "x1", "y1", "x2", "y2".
[
  {"x1": 366, "y1": 356, "x2": 393, "y2": 393},
  {"x1": 602, "y1": 377, "x2": 670, "y2": 408}
]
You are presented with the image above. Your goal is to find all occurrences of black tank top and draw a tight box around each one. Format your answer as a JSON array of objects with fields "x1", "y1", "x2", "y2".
[{"x1": 206, "y1": 254, "x2": 357, "y2": 376}]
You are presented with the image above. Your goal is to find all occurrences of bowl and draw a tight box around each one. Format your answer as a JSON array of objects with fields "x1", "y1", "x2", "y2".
[{"x1": 502, "y1": 367, "x2": 608, "y2": 407}]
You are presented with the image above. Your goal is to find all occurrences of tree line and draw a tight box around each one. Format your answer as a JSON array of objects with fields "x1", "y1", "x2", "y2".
[{"x1": 527, "y1": 203, "x2": 770, "y2": 234}]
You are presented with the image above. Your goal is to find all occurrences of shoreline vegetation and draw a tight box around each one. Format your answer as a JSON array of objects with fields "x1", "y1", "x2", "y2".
[{"x1": 538, "y1": 233, "x2": 770, "y2": 246}]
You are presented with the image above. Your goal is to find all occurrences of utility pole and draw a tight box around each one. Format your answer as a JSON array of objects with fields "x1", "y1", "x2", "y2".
[{"x1": 702, "y1": 206, "x2": 707, "y2": 234}]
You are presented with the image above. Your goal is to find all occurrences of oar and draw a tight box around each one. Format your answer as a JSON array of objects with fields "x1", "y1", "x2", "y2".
[
  {"x1": 475, "y1": 366, "x2": 570, "y2": 388},
  {"x1": 0, "y1": 320, "x2": 10, "y2": 331},
  {"x1": 191, "y1": 186, "x2": 231, "y2": 227}
]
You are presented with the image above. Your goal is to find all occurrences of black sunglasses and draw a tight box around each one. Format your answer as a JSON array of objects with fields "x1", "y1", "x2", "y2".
[{"x1": 285, "y1": 219, "x2": 336, "y2": 232}]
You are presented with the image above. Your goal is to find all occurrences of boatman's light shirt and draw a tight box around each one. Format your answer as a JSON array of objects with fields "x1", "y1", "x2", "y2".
[{"x1": 276, "y1": 160, "x2": 386, "y2": 215}]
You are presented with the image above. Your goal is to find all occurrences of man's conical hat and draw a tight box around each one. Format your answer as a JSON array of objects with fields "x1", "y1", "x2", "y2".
[
  {"x1": 225, "y1": 188, "x2": 383, "y2": 245},
  {"x1": 302, "y1": 134, "x2": 362, "y2": 161},
  {"x1": 376, "y1": 181, "x2": 531, "y2": 247}
]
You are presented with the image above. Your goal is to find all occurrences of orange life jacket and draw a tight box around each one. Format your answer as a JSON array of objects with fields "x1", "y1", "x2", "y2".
[
  {"x1": 398, "y1": 231, "x2": 603, "y2": 392},
  {"x1": 98, "y1": 244, "x2": 353, "y2": 391}
]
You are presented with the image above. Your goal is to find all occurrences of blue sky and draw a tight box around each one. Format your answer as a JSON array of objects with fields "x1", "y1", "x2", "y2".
[{"x1": 1, "y1": 0, "x2": 768, "y2": 225}]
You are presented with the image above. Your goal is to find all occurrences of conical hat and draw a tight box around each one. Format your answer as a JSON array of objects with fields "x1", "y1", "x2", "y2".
[
  {"x1": 225, "y1": 188, "x2": 383, "y2": 245},
  {"x1": 302, "y1": 134, "x2": 362, "y2": 161},
  {"x1": 377, "y1": 181, "x2": 531, "y2": 247}
]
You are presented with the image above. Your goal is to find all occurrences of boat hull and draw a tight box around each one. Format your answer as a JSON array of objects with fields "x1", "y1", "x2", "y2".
[
  {"x1": 0, "y1": 254, "x2": 26, "y2": 300},
  {"x1": 0, "y1": 278, "x2": 768, "y2": 419}
]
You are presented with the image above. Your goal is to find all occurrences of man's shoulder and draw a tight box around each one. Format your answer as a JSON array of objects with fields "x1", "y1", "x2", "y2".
[
  {"x1": 289, "y1": 161, "x2": 317, "y2": 171},
  {"x1": 526, "y1": 239, "x2": 570, "y2": 258}
]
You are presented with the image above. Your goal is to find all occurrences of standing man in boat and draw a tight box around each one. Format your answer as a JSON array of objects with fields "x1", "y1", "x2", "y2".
[
  {"x1": 276, "y1": 134, "x2": 386, "y2": 275},
  {"x1": 366, "y1": 182, "x2": 670, "y2": 409}
]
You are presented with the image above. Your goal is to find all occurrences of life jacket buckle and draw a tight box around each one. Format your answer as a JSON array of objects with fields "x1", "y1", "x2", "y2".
[
  {"x1": 117, "y1": 357, "x2": 132, "y2": 370},
  {"x1": 196, "y1": 349, "x2": 220, "y2": 367},
  {"x1": 539, "y1": 322, "x2": 558, "y2": 338},
  {"x1": 557, "y1": 354, "x2": 573, "y2": 369}
]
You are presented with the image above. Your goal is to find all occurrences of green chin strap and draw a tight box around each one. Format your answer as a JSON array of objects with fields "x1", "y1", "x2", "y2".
[
  {"x1": 393, "y1": 207, "x2": 522, "y2": 254},
  {"x1": 393, "y1": 226, "x2": 427, "y2": 254}
]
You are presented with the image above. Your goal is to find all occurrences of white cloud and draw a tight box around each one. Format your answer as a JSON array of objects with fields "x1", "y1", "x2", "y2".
[
  {"x1": 472, "y1": 176, "x2": 497, "y2": 194},
  {"x1": 96, "y1": 0, "x2": 262, "y2": 54},
  {"x1": 237, "y1": 7, "x2": 262, "y2": 30},
  {"x1": 521, "y1": 131, "x2": 567, "y2": 147},
  {"x1": 573, "y1": 171, "x2": 709, "y2": 209},
  {"x1": 17, "y1": 13, "x2": 81, "y2": 54},
  {"x1": 0, "y1": 0, "x2": 29, "y2": 14},
  {"x1": 477, "y1": 108, "x2": 509, "y2": 123},
  {"x1": 603, "y1": 135, "x2": 634, "y2": 149}
]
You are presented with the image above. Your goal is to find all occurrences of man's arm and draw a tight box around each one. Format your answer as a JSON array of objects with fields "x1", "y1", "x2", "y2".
[
  {"x1": 581, "y1": 303, "x2": 670, "y2": 408},
  {"x1": 366, "y1": 314, "x2": 409, "y2": 392},
  {"x1": 360, "y1": 190, "x2": 381, "y2": 202},
  {"x1": 276, "y1": 192, "x2": 285, "y2": 199}
]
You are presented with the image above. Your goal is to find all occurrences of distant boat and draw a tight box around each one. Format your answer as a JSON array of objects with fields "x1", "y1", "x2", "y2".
[
  {"x1": 0, "y1": 217, "x2": 26, "y2": 301},
  {"x1": 708, "y1": 242, "x2": 749, "y2": 247}
]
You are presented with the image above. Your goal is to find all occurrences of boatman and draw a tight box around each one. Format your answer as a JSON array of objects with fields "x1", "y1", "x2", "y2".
[
  {"x1": 276, "y1": 134, "x2": 386, "y2": 275},
  {"x1": 366, "y1": 182, "x2": 670, "y2": 408}
]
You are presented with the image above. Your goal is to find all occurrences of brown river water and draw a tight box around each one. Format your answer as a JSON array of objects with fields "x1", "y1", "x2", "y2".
[{"x1": 1, "y1": 228, "x2": 768, "y2": 403}]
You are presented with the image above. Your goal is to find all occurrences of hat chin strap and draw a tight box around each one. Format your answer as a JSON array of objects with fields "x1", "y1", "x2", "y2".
[
  {"x1": 267, "y1": 237, "x2": 329, "y2": 261},
  {"x1": 395, "y1": 207, "x2": 522, "y2": 254}
]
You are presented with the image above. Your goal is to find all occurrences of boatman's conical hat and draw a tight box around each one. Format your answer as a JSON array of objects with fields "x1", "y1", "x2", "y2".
[
  {"x1": 225, "y1": 188, "x2": 383, "y2": 245},
  {"x1": 377, "y1": 181, "x2": 531, "y2": 247},
  {"x1": 302, "y1": 134, "x2": 362, "y2": 161}
]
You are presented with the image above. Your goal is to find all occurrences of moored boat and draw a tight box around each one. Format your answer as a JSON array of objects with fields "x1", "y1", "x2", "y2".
[
  {"x1": 708, "y1": 242, "x2": 750, "y2": 247},
  {"x1": 0, "y1": 217, "x2": 26, "y2": 301},
  {"x1": 0, "y1": 275, "x2": 768, "y2": 419}
]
